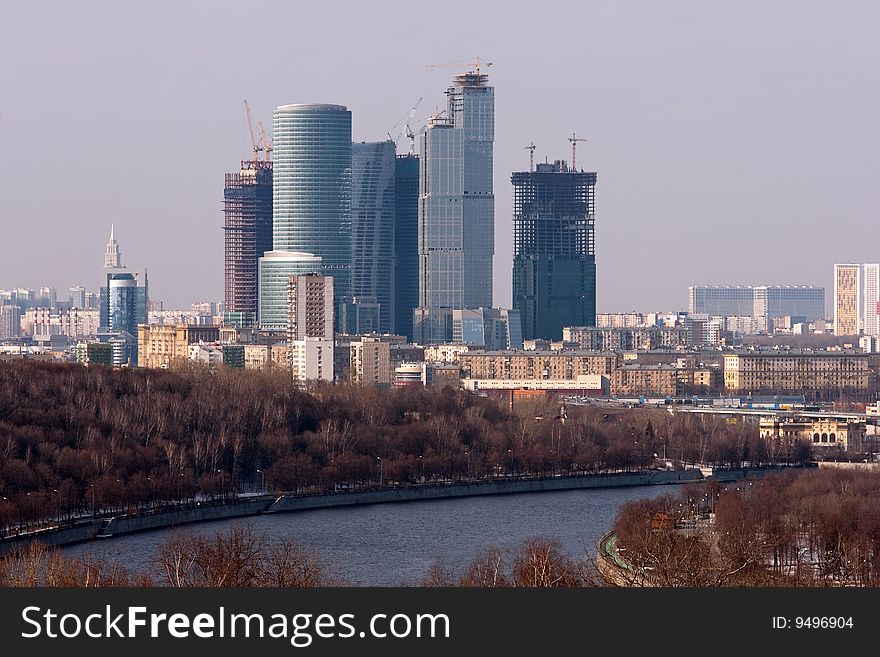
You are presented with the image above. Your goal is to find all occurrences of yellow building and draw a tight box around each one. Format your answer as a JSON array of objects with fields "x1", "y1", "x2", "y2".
[
  {"x1": 834, "y1": 264, "x2": 860, "y2": 336},
  {"x1": 611, "y1": 365, "x2": 678, "y2": 397},
  {"x1": 459, "y1": 351, "x2": 619, "y2": 380},
  {"x1": 759, "y1": 415, "x2": 866, "y2": 451},
  {"x1": 137, "y1": 324, "x2": 220, "y2": 369},
  {"x1": 723, "y1": 352, "x2": 868, "y2": 396}
]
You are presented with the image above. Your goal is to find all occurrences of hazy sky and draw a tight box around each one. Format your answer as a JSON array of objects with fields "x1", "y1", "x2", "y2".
[{"x1": 1, "y1": 0, "x2": 878, "y2": 312}]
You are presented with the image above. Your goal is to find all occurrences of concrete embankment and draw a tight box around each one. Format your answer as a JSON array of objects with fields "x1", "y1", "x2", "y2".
[{"x1": 0, "y1": 466, "x2": 793, "y2": 554}]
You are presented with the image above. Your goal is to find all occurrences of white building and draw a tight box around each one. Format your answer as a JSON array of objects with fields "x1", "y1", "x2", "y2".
[
  {"x1": 290, "y1": 337, "x2": 334, "y2": 383},
  {"x1": 864, "y1": 264, "x2": 880, "y2": 336}
]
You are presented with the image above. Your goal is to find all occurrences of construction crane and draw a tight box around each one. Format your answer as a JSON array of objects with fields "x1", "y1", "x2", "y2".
[
  {"x1": 257, "y1": 120, "x2": 272, "y2": 162},
  {"x1": 243, "y1": 99, "x2": 263, "y2": 163},
  {"x1": 568, "y1": 132, "x2": 587, "y2": 171},
  {"x1": 427, "y1": 56, "x2": 493, "y2": 76},
  {"x1": 525, "y1": 141, "x2": 536, "y2": 173},
  {"x1": 387, "y1": 97, "x2": 422, "y2": 153}
]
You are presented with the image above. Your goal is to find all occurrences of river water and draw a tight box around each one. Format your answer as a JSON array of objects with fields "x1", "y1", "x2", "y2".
[{"x1": 62, "y1": 485, "x2": 668, "y2": 585}]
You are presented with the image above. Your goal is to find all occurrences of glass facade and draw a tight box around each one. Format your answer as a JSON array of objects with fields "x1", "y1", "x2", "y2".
[
  {"x1": 512, "y1": 161, "x2": 597, "y2": 341},
  {"x1": 272, "y1": 104, "x2": 351, "y2": 303},
  {"x1": 689, "y1": 285, "x2": 825, "y2": 322},
  {"x1": 258, "y1": 251, "x2": 323, "y2": 330},
  {"x1": 394, "y1": 154, "x2": 419, "y2": 339},
  {"x1": 352, "y1": 141, "x2": 396, "y2": 333},
  {"x1": 417, "y1": 73, "x2": 494, "y2": 343},
  {"x1": 99, "y1": 273, "x2": 147, "y2": 336}
]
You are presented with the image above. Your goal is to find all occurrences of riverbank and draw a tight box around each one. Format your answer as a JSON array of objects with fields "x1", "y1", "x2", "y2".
[{"x1": 0, "y1": 466, "x2": 800, "y2": 555}]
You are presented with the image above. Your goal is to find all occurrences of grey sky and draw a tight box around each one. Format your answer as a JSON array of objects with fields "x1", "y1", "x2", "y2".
[{"x1": 1, "y1": 0, "x2": 878, "y2": 313}]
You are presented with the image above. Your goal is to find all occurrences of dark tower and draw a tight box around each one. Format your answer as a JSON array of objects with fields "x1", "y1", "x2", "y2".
[
  {"x1": 512, "y1": 160, "x2": 597, "y2": 340},
  {"x1": 394, "y1": 153, "x2": 419, "y2": 339}
]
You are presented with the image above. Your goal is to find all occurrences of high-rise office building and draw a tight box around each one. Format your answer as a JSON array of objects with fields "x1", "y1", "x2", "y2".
[
  {"x1": 834, "y1": 264, "x2": 861, "y2": 336},
  {"x1": 452, "y1": 307, "x2": 523, "y2": 350},
  {"x1": 223, "y1": 160, "x2": 273, "y2": 328},
  {"x1": 38, "y1": 287, "x2": 57, "y2": 309},
  {"x1": 258, "y1": 251, "x2": 323, "y2": 331},
  {"x1": 512, "y1": 159, "x2": 597, "y2": 340},
  {"x1": 415, "y1": 70, "x2": 494, "y2": 344},
  {"x1": 268, "y1": 103, "x2": 351, "y2": 328},
  {"x1": 394, "y1": 154, "x2": 419, "y2": 339},
  {"x1": 863, "y1": 264, "x2": 880, "y2": 336},
  {"x1": 69, "y1": 285, "x2": 86, "y2": 309},
  {"x1": 0, "y1": 305, "x2": 21, "y2": 339},
  {"x1": 689, "y1": 286, "x2": 825, "y2": 323},
  {"x1": 352, "y1": 141, "x2": 395, "y2": 333},
  {"x1": 100, "y1": 273, "x2": 147, "y2": 336}
]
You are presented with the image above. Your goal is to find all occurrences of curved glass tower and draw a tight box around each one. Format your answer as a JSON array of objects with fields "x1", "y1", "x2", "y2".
[{"x1": 272, "y1": 104, "x2": 352, "y2": 303}]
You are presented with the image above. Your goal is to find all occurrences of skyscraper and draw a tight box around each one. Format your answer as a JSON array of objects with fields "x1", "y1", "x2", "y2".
[
  {"x1": 393, "y1": 154, "x2": 419, "y2": 339},
  {"x1": 512, "y1": 159, "x2": 597, "y2": 340},
  {"x1": 104, "y1": 224, "x2": 123, "y2": 270},
  {"x1": 69, "y1": 285, "x2": 86, "y2": 309},
  {"x1": 266, "y1": 103, "x2": 351, "y2": 329},
  {"x1": 688, "y1": 286, "x2": 825, "y2": 323},
  {"x1": 352, "y1": 141, "x2": 395, "y2": 333},
  {"x1": 834, "y1": 264, "x2": 861, "y2": 336},
  {"x1": 415, "y1": 70, "x2": 494, "y2": 344},
  {"x1": 223, "y1": 160, "x2": 273, "y2": 328},
  {"x1": 863, "y1": 264, "x2": 880, "y2": 336}
]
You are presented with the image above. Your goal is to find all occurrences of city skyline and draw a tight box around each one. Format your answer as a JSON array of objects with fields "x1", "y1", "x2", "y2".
[{"x1": 2, "y1": 1, "x2": 878, "y2": 311}]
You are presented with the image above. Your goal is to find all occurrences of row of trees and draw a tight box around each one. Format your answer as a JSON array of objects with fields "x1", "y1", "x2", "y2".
[
  {"x1": 0, "y1": 361, "x2": 810, "y2": 534},
  {"x1": 612, "y1": 468, "x2": 880, "y2": 586}
]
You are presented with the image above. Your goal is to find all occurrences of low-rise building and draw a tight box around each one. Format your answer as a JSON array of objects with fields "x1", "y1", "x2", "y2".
[
  {"x1": 464, "y1": 374, "x2": 609, "y2": 396},
  {"x1": 137, "y1": 324, "x2": 221, "y2": 369},
  {"x1": 759, "y1": 415, "x2": 866, "y2": 451},
  {"x1": 459, "y1": 350, "x2": 619, "y2": 380},
  {"x1": 611, "y1": 364, "x2": 678, "y2": 397}
]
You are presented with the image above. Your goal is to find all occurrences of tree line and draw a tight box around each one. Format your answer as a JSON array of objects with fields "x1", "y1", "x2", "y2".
[
  {"x1": 612, "y1": 468, "x2": 880, "y2": 586},
  {"x1": 0, "y1": 360, "x2": 810, "y2": 534}
]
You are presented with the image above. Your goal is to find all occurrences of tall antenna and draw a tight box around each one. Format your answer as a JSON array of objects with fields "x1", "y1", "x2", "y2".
[
  {"x1": 525, "y1": 141, "x2": 536, "y2": 173},
  {"x1": 568, "y1": 132, "x2": 588, "y2": 171}
]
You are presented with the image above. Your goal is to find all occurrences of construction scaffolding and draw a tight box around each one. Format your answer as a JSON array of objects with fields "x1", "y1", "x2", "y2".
[{"x1": 223, "y1": 160, "x2": 273, "y2": 327}]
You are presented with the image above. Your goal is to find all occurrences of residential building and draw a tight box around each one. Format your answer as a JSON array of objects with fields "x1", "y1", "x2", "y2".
[
  {"x1": 290, "y1": 337, "x2": 333, "y2": 383},
  {"x1": 287, "y1": 274, "x2": 334, "y2": 341},
  {"x1": 350, "y1": 336, "x2": 392, "y2": 387},
  {"x1": 864, "y1": 264, "x2": 880, "y2": 336},
  {"x1": 136, "y1": 324, "x2": 221, "y2": 369},
  {"x1": 352, "y1": 141, "x2": 395, "y2": 333},
  {"x1": 69, "y1": 285, "x2": 86, "y2": 309},
  {"x1": 258, "y1": 251, "x2": 322, "y2": 330},
  {"x1": 223, "y1": 160, "x2": 273, "y2": 328},
  {"x1": 834, "y1": 265, "x2": 861, "y2": 336},
  {"x1": 512, "y1": 159, "x2": 597, "y2": 340},
  {"x1": 394, "y1": 153, "x2": 419, "y2": 339},
  {"x1": 415, "y1": 70, "x2": 494, "y2": 343},
  {"x1": 464, "y1": 375, "x2": 609, "y2": 396},
  {"x1": 723, "y1": 351, "x2": 869, "y2": 398},
  {"x1": 459, "y1": 351, "x2": 619, "y2": 380},
  {"x1": 611, "y1": 364, "x2": 679, "y2": 397}
]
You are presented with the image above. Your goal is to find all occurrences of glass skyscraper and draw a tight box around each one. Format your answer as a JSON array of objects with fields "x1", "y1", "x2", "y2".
[
  {"x1": 415, "y1": 72, "x2": 494, "y2": 344},
  {"x1": 512, "y1": 160, "x2": 597, "y2": 341},
  {"x1": 352, "y1": 141, "x2": 396, "y2": 333},
  {"x1": 393, "y1": 154, "x2": 419, "y2": 339},
  {"x1": 271, "y1": 104, "x2": 352, "y2": 302}
]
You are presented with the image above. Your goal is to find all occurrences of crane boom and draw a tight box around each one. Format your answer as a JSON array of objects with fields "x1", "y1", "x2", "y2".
[
  {"x1": 243, "y1": 100, "x2": 262, "y2": 162},
  {"x1": 568, "y1": 132, "x2": 588, "y2": 171}
]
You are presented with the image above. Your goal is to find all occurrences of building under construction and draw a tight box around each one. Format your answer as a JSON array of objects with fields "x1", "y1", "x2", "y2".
[
  {"x1": 223, "y1": 160, "x2": 273, "y2": 327},
  {"x1": 512, "y1": 159, "x2": 597, "y2": 341}
]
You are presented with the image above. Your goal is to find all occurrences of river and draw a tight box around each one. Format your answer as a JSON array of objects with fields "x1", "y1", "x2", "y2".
[{"x1": 62, "y1": 485, "x2": 668, "y2": 585}]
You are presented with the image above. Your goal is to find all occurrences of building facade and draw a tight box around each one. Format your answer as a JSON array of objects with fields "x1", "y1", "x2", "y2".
[
  {"x1": 512, "y1": 159, "x2": 597, "y2": 341},
  {"x1": 352, "y1": 141, "x2": 396, "y2": 333},
  {"x1": 137, "y1": 324, "x2": 221, "y2": 369},
  {"x1": 415, "y1": 71, "x2": 494, "y2": 344},
  {"x1": 834, "y1": 265, "x2": 861, "y2": 336},
  {"x1": 0, "y1": 305, "x2": 20, "y2": 339},
  {"x1": 287, "y1": 274, "x2": 334, "y2": 341},
  {"x1": 350, "y1": 336, "x2": 392, "y2": 387},
  {"x1": 394, "y1": 154, "x2": 419, "y2": 339},
  {"x1": 611, "y1": 365, "x2": 679, "y2": 397},
  {"x1": 452, "y1": 307, "x2": 523, "y2": 350},
  {"x1": 863, "y1": 264, "x2": 880, "y2": 336},
  {"x1": 223, "y1": 160, "x2": 273, "y2": 327},
  {"x1": 688, "y1": 285, "x2": 824, "y2": 324},
  {"x1": 257, "y1": 251, "x2": 322, "y2": 330},
  {"x1": 459, "y1": 351, "x2": 618, "y2": 380},
  {"x1": 723, "y1": 352, "x2": 868, "y2": 398},
  {"x1": 271, "y1": 103, "x2": 352, "y2": 316}
]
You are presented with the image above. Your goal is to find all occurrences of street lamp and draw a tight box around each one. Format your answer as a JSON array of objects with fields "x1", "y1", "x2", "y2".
[
  {"x1": 256, "y1": 469, "x2": 265, "y2": 494},
  {"x1": 376, "y1": 457, "x2": 383, "y2": 487},
  {"x1": 464, "y1": 450, "x2": 470, "y2": 479},
  {"x1": 507, "y1": 448, "x2": 513, "y2": 475}
]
